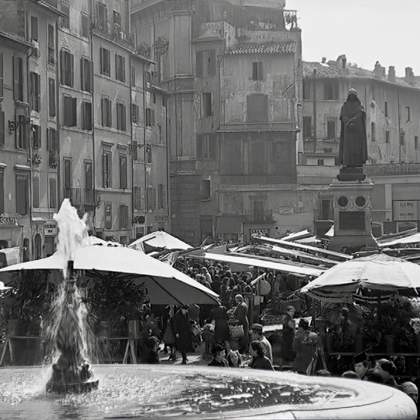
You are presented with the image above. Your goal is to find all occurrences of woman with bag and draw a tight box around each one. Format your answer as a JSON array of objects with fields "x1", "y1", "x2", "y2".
[{"x1": 232, "y1": 294, "x2": 249, "y2": 353}]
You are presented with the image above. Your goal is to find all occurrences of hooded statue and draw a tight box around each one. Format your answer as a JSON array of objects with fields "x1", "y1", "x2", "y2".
[{"x1": 338, "y1": 88, "x2": 368, "y2": 168}]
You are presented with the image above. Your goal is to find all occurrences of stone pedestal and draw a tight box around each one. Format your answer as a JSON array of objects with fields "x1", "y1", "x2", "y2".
[{"x1": 328, "y1": 178, "x2": 377, "y2": 252}]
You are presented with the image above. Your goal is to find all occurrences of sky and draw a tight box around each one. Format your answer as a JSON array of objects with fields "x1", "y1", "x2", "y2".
[{"x1": 286, "y1": 0, "x2": 420, "y2": 76}]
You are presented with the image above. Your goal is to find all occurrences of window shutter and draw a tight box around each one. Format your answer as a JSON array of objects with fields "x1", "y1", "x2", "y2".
[
  {"x1": 33, "y1": 175, "x2": 40, "y2": 208},
  {"x1": 48, "y1": 78, "x2": 56, "y2": 117},
  {"x1": 0, "y1": 170, "x2": 4, "y2": 213},
  {"x1": 49, "y1": 178, "x2": 57, "y2": 208},
  {"x1": 70, "y1": 54, "x2": 74, "y2": 87},
  {"x1": 72, "y1": 97, "x2": 77, "y2": 126},
  {"x1": 80, "y1": 57, "x2": 84, "y2": 90},
  {"x1": 60, "y1": 50, "x2": 65, "y2": 84},
  {"x1": 0, "y1": 111, "x2": 4, "y2": 146}
]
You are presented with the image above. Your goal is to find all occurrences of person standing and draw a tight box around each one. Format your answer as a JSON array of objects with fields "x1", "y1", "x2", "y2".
[
  {"x1": 250, "y1": 323, "x2": 273, "y2": 362},
  {"x1": 233, "y1": 294, "x2": 249, "y2": 354},
  {"x1": 293, "y1": 319, "x2": 318, "y2": 374},
  {"x1": 173, "y1": 305, "x2": 194, "y2": 364},
  {"x1": 281, "y1": 305, "x2": 296, "y2": 365},
  {"x1": 211, "y1": 303, "x2": 230, "y2": 346}
]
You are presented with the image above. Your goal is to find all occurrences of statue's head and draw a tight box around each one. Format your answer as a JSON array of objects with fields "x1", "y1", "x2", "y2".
[{"x1": 347, "y1": 88, "x2": 358, "y2": 101}]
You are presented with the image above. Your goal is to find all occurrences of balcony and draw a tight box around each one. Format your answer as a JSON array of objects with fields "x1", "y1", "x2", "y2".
[
  {"x1": 244, "y1": 210, "x2": 275, "y2": 225},
  {"x1": 366, "y1": 163, "x2": 420, "y2": 177},
  {"x1": 92, "y1": 20, "x2": 135, "y2": 50}
]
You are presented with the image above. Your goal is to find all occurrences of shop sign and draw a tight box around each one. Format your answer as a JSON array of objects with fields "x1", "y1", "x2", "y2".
[
  {"x1": 44, "y1": 222, "x2": 57, "y2": 236},
  {"x1": 0, "y1": 216, "x2": 18, "y2": 226},
  {"x1": 393, "y1": 200, "x2": 418, "y2": 221}
]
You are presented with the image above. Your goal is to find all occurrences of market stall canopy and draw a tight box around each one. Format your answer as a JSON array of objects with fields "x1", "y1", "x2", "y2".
[
  {"x1": 85, "y1": 236, "x2": 122, "y2": 247},
  {"x1": 300, "y1": 253, "x2": 420, "y2": 302},
  {"x1": 282, "y1": 230, "x2": 312, "y2": 242},
  {"x1": 378, "y1": 232, "x2": 420, "y2": 248},
  {"x1": 197, "y1": 252, "x2": 323, "y2": 277},
  {"x1": 0, "y1": 246, "x2": 218, "y2": 306},
  {"x1": 129, "y1": 231, "x2": 192, "y2": 252},
  {"x1": 254, "y1": 235, "x2": 351, "y2": 261}
]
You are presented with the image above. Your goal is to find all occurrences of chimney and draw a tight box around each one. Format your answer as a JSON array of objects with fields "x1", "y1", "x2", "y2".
[
  {"x1": 388, "y1": 66, "x2": 396, "y2": 82},
  {"x1": 321, "y1": 57, "x2": 326, "y2": 64},
  {"x1": 373, "y1": 61, "x2": 386, "y2": 79},
  {"x1": 405, "y1": 67, "x2": 415, "y2": 85},
  {"x1": 336, "y1": 54, "x2": 347, "y2": 70}
]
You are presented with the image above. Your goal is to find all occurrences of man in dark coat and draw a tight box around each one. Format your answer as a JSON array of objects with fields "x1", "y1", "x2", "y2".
[
  {"x1": 173, "y1": 305, "x2": 194, "y2": 364},
  {"x1": 338, "y1": 88, "x2": 368, "y2": 181}
]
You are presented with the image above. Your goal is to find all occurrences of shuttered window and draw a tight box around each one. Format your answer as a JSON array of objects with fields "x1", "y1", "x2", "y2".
[
  {"x1": 119, "y1": 205, "x2": 128, "y2": 229},
  {"x1": 13, "y1": 57, "x2": 23, "y2": 101},
  {"x1": 100, "y1": 47, "x2": 110, "y2": 76},
  {"x1": 48, "y1": 24, "x2": 55, "y2": 64},
  {"x1": 102, "y1": 149, "x2": 112, "y2": 188},
  {"x1": 133, "y1": 186, "x2": 142, "y2": 210},
  {"x1": 80, "y1": 58, "x2": 92, "y2": 92},
  {"x1": 48, "y1": 78, "x2": 56, "y2": 117},
  {"x1": 32, "y1": 124, "x2": 41, "y2": 149},
  {"x1": 63, "y1": 96, "x2": 77, "y2": 127},
  {"x1": 30, "y1": 72, "x2": 40, "y2": 112},
  {"x1": 101, "y1": 97, "x2": 112, "y2": 127},
  {"x1": 115, "y1": 54, "x2": 125, "y2": 82},
  {"x1": 116, "y1": 102, "x2": 126, "y2": 131},
  {"x1": 32, "y1": 173, "x2": 40, "y2": 208},
  {"x1": 60, "y1": 50, "x2": 74, "y2": 87},
  {"x1": 49, "y1": 178, "x2": 57, "y2": 209},
  {"x1": 15, "y1": 173, "x2": 29, "y2": 215},
  {"x1": 119, "y1": 154, "x2": 127, "y2": 189},
  {"x1": 81, "y1": 101, "x2": 92, "y2": 130}
]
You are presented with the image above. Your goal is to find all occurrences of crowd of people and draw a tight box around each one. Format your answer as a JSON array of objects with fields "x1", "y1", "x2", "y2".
[{"x1": 132, "y1": 257, "x2": 420, "y2": 415}]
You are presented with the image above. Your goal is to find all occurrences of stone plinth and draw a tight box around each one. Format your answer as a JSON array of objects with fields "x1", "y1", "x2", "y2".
[{"x1": 328, "y1": 178, "x2": 377, "y2": 252}]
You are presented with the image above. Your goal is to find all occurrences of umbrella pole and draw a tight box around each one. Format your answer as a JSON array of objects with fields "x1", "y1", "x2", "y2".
[{"x1": 46, "y1": 260, "x2": 98, "y2": 393}]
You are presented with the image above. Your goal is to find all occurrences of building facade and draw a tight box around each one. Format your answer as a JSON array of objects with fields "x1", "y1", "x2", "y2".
[
  {"x1": 131, "y1": 0, "x2": 302, "y2": 244},
  {"x1": 300, "y1": 56, "x2": 420, "y2": 236}
]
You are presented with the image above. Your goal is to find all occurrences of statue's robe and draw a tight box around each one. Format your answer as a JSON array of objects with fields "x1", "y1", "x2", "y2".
[{"x1": 338, "y1": 100, "x2": 368, "y2": 167}]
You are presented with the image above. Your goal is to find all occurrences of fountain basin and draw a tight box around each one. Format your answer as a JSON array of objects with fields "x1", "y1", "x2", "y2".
[{"x1": 0, "y1": 364, "x2": 416, "y2": 419}]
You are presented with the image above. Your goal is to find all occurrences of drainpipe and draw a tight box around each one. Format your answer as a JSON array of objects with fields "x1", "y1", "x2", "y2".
[
  {"x1": 312, "y1": 69, "x2": 317, "y2": 146},
  {"x1": 26, "y1": 45, "x2": 33, "y2": 258},
  {"x1": 165, "y1": 93, "x2": 170, "y2": 232},
  {"x1": 129, "y1": 54, "x2": 134, "y2": 240},
  {"x1": 397, "y1": 88, "x2": 401, "y2": 163},
  {"x1": 55, "y1": 17, "x2": 61, "y2": 208},
  {"x1": 89, "y1": 0, "x2": 96, "y2": 228}
]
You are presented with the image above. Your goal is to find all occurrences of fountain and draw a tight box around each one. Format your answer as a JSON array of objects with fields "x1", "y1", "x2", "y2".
[
  {"x1": 44, "y1": 200, "x2": 98, "y2": 393},
  {"x1": 0, "y1": 200, "x2": 417, "y2": 419}
]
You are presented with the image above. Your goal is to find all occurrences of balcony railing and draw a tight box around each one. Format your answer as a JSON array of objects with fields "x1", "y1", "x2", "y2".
[
  {"x1": 366, "y1": 163, "x2": 420, "y2": 177},
  {"x1": 92, "y1": 20, "x2": 135, "y2": 49}
]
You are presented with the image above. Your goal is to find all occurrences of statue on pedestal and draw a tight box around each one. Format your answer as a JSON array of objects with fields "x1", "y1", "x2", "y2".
[{"x1": 337, "y1": 88, "x2": 368, "y2": 181}]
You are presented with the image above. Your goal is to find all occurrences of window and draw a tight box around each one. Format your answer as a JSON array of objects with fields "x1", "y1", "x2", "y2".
[
  {"x1": 16, "y1": 115, "x2": 28, "y2": 149},
  {"x1": 115, "y1": 54, "x2": 125, "y2": 82},
  {"x1": 13, "y1": 56, "x2": 23, "y2": 101},
  {"x1": 0, "y1": 170, "x2": 4, "y2": 214},
  {"x1": 31, "y1": 16, "x2": 38, "y2": 41},
  {"x1": 371, "y1": 122, "x2": 376, "y2": 142},
  {"x1": 63, "y1": 96, "x2": 77, "y2": 127},
  {"x1": 303, "y1": 79, "x2": 311, "y2": 100},
  {"x1": 48, "y1": 78, "x2": 56, "y2": 117},
  {"x1": 320, "y1": 199, "x2": 332, "y2": 220},
  {"x1": 0, "y1": 53, "x2": 3, "y2": 98},
  {"x1": 100, "y1": 47, "x2": 110, "y2": 76},
  {"x1": 145, "y1": 144, "x2": 152, "y2": 163},
  {"x1": 317, "y1": 159, "x2": 325, "y2": 166},
  {"x1": 202, "y1": 92, "x2": 212, "y2": 117},
  {"x1": 47, "y1": 128, "x2": 58, "y2": 167},
  {"x1": 133, "y1": 186, "x2": 142, "y2": 210},
  {"x1": 249, "y1": 142, "x2": 265, "y2": 175},
  {"x1": 131, "y1": 66, "x2": 136, "y2": 85},
  {"x1": 102, "y1": 149, "x2": 112, "y2": 188},
  {"x1": 327, "y1": 118, "x2": 336, "y2": 139},
  {"x1": 32, "y1": 124, "x2": 41, "y2": 149},
  {"x1": 400, "y1": 131, "x2": 405, "y2": 145},
  {"x1": 101, "y1": 97, "x2": 112, "y2": 127},
  {"x1": 131, "y1": 104, "x2": 139, "y2": 123},
  {"x1": 415, "y1": 136, "x2": 419, "y2": 150},
  {"x1": 119, "y1": 205, "x2": 128, "y2": 229},
  {"x1": 252, "y1": 200, "x2": 264, "y2": 223},
  {"x1": 200, "y1": 180, "x2": 210, "y2": 200},
  {"x1": 385, "y1": 130, "x2": 390, "y2": 144},
  {"x1": 32, "y1": 173, "x2": 40, "y2": 208},
  {"x1": 104, "y1": 202, "x2": 112, "y2": 229},
  {"x1": 60, "y1": 50, "x2": 74, "y2": 87},
  {"x1": 196, "y1": 51, "x2": 203, "y2": 77},
  {"x1": 252, "y1": 62, "x2": 263, "y2": 81},
  {"x1": 145, "y1": 108, "x2": 155, "y2": 126},
  {"x1": 207, "y1": 50, "x2": 216, "y2": 76},
  {"x1": 303, "y1": 116, "x2": 312, "y2": 139},
  {"x1": 96, "y1": 2, "x2": 108, "y2": 31},
  {"x1": 0, "y1": 110, "x2": 4, "y2": 146},
  {"x1": 158, "y1": 124, "x2": 162, "y2": 144},
  {"x1": 16, "y1": 173, "x2": 29, "y2": 215},
  {"x1": 119, "y1": 154, "x2": 127, "y2": 189},
  {"x1": 323, "y1": 80, "x2": 339, "y2": 100},
  {"x1": 63, "y1": 159, "x2": 72, "y2": 198},
  {"x1": 147, "y1": 186, "x2": 156, "y2": 211},
  {"x1": 158, "y1": 184, "x2": 165, "y2": 208},
  {"x1": 81, "y1": 102, "x2": 92, "y2": 130},
  {"x1": 406, "y1": 106, "x2": 411, "y2": 122},
  {"x1": 49, "y1": 178, "x2": 57, "y2": 209},
  {"x1": 83, "y1": 160, "x2": 93, "y2": 203},
  {"x1": 30, "y1": 72, "x2": 40, "y2": 112},
  {"x1": 385, "y1": 101, "x2": 388, "y2": 117},
  {"x1": 197, "y1": 134, "x2": 216, "y2": 159},
  {"x1": 116, "y1": 102, "x2": 126, "y2": 131},
  {"x1": 247, "y1": 93, "x2": 268, "y2": 122},
  {"x1": 48, "y1": 24, "x2": 55, "y2": 64},
  {"x1": 197, "y1": 50, "x2": 216, "y2": 77},
  {"x1": 60, "y1": 2, "x2": 70, "y2": 29},
  {"x1": 81, "y1": 13, "x2": 89, "y2": 38},
  {"x1": 80, "y1": 58, "x2": 92, "y2": 92}
]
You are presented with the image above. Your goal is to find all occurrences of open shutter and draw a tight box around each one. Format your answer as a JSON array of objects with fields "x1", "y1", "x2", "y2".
[{"x1": 60, "y1": 50, "x2": 65, "y2": 84}]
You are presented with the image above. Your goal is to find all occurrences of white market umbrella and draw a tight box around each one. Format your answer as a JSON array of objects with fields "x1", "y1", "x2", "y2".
[
  {"x1": 300, "y1": 253, "x2": 420, "y2": 302},
  {"x1": 0, "y1": 246, "x2": 218, "y2": 306},
  {"x1": 129, "y1": 231, "x2": 192, "y2": 252}
]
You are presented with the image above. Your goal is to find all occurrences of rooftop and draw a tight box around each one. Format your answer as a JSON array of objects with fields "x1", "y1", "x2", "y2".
[
  {"x1": 226, "y1": 40, "x2": 296, "y2": 56},
  {"x1": 303, "y1": 56, "x2": 420, "y2": 90}
]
